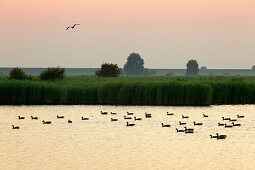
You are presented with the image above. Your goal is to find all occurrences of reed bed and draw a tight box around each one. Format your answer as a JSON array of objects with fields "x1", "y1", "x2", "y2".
[{"x1": 0, "y1": 76, "x2": 255, "y2": 106}]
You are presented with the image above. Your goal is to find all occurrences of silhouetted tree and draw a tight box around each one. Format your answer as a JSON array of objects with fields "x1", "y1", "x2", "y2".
[
  {"x1": 124, "y1": 53, "x2": 145, "y2": 75},
  {"x1": 200, "y1": 66, "x2": 207, "y2": 70},
  {"x1": 186, "y1": 60, "x2": 199, "y2": 75},
  {"x1": 252, "y1": 65, "x2": 255, "y2": 70},
  {"x1": 40, "y1": 67, "x2": 65, "y2": 80},
  {"x1": 8, "y1": 67, "x2": 27, "y2": 80},
  {"x1": 95, "y1": 63, "x2": 120, "y2": 77}
]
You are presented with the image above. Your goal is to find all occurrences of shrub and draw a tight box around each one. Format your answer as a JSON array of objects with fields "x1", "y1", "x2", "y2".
[
  {"x1": 8, "y1": 67, "x2": 27, "y2": 80},
  {"x1": 40, "y1": 67, "x2": 65, "y2": 81},
  {"x1": 186, "y1": 59, "x2": 199, "y2": 76},
  {"x1": 95, "y1": 63, "x2": 120, "y2": 77}
]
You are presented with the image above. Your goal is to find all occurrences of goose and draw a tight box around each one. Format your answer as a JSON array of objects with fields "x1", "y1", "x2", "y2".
[
  {"x1": 237, "y1": 115, "x2": 244, "y2": 118},
  {"x1": 42, "y1": 120, "x2": 51, "y2": 124},
  {"x1": 161, "y1": 123, "x2": 171, "y2": 127},
  {"x1": 57, "y1": 115, "x2": 64, "y2": 119},
  {"x1": 31, "y1": 116, "x2": 38, "y2": 120},
  {"x1": 216, "y1": 133, "x2": 227, "y2": 139},
  {"x1": 68, "y1": 119, "x2": 72, "y2": 123},
  {"x1": 232, "y1": 122, "x2": 241, "y2": 126},
  {"x1": 145, "y1": 113, "x2": 152, "y2": 118},
  {"x1": 127, "y1": 112, "x2": 134, "y2": 115},
  {"x1": 126, "y1": 122, "x2": 135, "y2": 126},
  {"x1": 167, "y1": 112, "x2": 174, "y2": 116},
  {"x1": 229, "y1": 119, "x2": 237, "y2": 122},
  {"x1": 124, "y1": 116, "x2": 132, "y2": 120},
  {"x1": 203, "y1": 114, "x2": 208, "y2": 118},
  {"x1": 210, "y1": 135, "x2": 218, "y2": 138},
  {"x1": 182, "y1": 115, "x2": 189, "y2": 119},
  {"x1": 12, "y1": 125, "x2": 19, "y2": 129},
  {"x1": 18, "y1": 116, "x2": 25, "y2": 119},
  {"x1": 101, "y1": 111, "x2": 108, "y2": 115},
  {"x1": 184, "y1": 127, "x2": 194, "y2": 131},
  {"x1": 179, "y1": 121, "x2": 187, "y2": 125},
  {"x1": 134, "y1": 117, "x2": 142, "y2": 121},
  {"x1": 222, "y1": 117, "x2": 230, "y2": 121},
  {"x1": 111, "y1": 118, "x2": 118, "y2": 121},
  {"x1": 176, "y1": 128, "x2": 185, "y2": 132},
  {"x1": 193, "y1": 121, "x2": 203, "y2": 126},
  {"x1": 111, "y1": 112, "x2": 117, "y2": 115},
  {"x1": 218, "y1": 122, "x2": 224, "y2": 126},
  {"x1": 224, "y1": 124, "x2": 233, "y2": 128},
  {"x1": 81, "y1": 117, "x2": 89, "y2": 120}
]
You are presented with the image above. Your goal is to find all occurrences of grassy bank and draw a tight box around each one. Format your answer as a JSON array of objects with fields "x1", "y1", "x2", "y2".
[{"x1": 0, "y1": 76, "x2": 255, "y2": 106}]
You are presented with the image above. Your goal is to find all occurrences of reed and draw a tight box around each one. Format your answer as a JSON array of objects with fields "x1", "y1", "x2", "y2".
[{"x1": 0, "y1": 76, "x2": 255, "y2": 106}]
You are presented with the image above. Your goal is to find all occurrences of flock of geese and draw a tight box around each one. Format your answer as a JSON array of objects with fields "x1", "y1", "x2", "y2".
[{"x1": 12, "y1": 111, "x2": 245, "y2": 140}]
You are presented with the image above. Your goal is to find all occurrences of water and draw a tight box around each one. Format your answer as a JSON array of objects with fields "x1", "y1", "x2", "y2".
[{"x1": 1, "y1": 105, "x2": 255, "y2": 170}]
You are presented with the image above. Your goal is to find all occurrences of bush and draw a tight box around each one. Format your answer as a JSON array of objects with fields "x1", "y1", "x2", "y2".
[
  {"x1": 95, "y1": 63, "x2": 120, "y2": 77},
  {"x1": 40, "y1": 67, "x2": 65, "y2": 81},
  {"x1": 8, "y1": 67, "x2": 27, "y2": 80}
]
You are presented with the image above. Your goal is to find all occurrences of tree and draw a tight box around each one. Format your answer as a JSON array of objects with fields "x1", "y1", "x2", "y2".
[
  {"x1": 95, "y1": 63, "x2": 120, "y2": 77},
  {"x1": 8, "y1": 67, "x2": 27, "y2": 80},
  {"x1": 124, "y1": 53, "x2": 145, "y2": 75},
  {"x1": 200, "y1": 66, "x2": 207, "y2": 70},
  {"x1": 186, "y1": 59, "x2": 199, "y2": 75},
  {"x1": 40, "y1": 67, "x2": 65, "y2": 81},
  {"x1": 252, "y1": 65, "x2": 255, "y2": 70}
]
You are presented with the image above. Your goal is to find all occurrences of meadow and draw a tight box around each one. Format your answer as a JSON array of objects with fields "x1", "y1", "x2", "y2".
[{"x1": 0, "y1": 75, "x2": 255, "y2": 106}]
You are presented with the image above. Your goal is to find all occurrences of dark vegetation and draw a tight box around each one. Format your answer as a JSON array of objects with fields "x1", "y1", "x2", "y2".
[
  {"x1": 39, "y1": 67, "x2": 65, "y2": 80},
  {"x1": 95, "y1": 63, "x2": 120, "y2": 77},
  {"x1": 124, "y1": 53, "x2": 145, "y2": 75},
  {"x1": 8, "y1": 67, "x2": 29, "y2": 80},
  {"x1": 1, "y1": 75, "x2": 255, "y2": 106},
  {"x1": 186, "y1": 60, "x2": 199, "y2": 76}
]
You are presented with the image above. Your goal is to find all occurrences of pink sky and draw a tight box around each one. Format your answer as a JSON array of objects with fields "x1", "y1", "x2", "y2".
[{"x1": 1, "y1": 0, "x2": 255, "y2": 68}]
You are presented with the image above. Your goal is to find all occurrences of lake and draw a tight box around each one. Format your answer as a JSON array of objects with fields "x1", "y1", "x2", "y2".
[{"x1": 1, "y1": 105, "x2": 254, "y2": 170}]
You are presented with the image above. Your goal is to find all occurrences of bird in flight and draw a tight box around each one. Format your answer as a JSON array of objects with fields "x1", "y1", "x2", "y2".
[{"x1": 66, "y1": 24, "x2": 80, "y2": 30}]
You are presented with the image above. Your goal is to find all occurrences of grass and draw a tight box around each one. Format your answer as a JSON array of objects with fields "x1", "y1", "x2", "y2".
[{"x1": 0, "y1": 75, "x2": 255, "y2": 106}]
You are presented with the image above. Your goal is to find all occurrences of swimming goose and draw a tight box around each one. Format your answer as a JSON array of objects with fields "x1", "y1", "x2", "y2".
[
  {"x1": 127, "y1": 112, "x2": 134, "y2": 115},
  {"x1": 111, "y1": 118, "x2": 118, "y2": 121},
  {"x1": 111, "y1": 112, "x2": 117, "y2": 115},
  {"x1": 18, "y1": 116, "x2": 25, "y2": 119},
  {"x1": 12, "y1": 125, "x2": 19, "y2": 129},
  {"x1": 216, "y1": 133, "x2": 227, "y2": 139},
  {"x1": 224, "y1": 124, "x2": 233, "y2": 128},
  {"x1": 145, "y1": 113, "x2": 152, "y2": 118},
  {"x1": 126, "y1": 122, "x2": 135, "y2": 126},
  {"x1": 229, "y1": 119, "x2": 237, "y2": 122},
  {"x1": 161, "y1": 123, "x2": 171, "y2": 127},
  {"x1": 185, "y1": 130, "x2": 194, "y2": 134},
  {"x1": 232, "y1": 122, "x2": 241, "y2": 126},
  {"x1": 57, "y1": 115, "x2": 64, "y2": 119},
  {"x1": 193, "y1": 121, "x2": 203, "y2": 126},
  {"x1": 42, "y1": 120, "x2": 51, "y2": 124},
  {"x1": 218, "y1": 122, "x2": 224, "y2": 126},
  {"x1": 167, "y1": 112, "x2": 174, "y2": 116},
  {"x1": 203, "y1": 114, "x2": 208, "y2": 117},
  {"x1": 134, "y1": 117, "x2": 142, "y2": 121},
  {"x1": 101, "y1": 111, "x2": 108, "y2": 115},
  {"x1": 210, "y1": 135, "x2": 218, "y2": 138},
  {"x1": 68, "y1": 119, "x2": 72, "y2": 123},
  {"x1": 182, "y1": 115, "x2": 189, "y2": 119},
  {"x1": 31, "y1": 116, "x2": 38, "y2": 120},
  {"x1": 179, "y1": 121, "x2": 187, "y2": 125},
  {"x1": 81, "y1": 117, "x2": 89, "y2": 120},
  {"x1": 222, "y1": 117, "x2": 230, "y2": 121},
  {"x1": 237, "y1": 115, "x2": 244, "y2": 118},
  {"x1": 124, "y1": 116, "x2": 132, "y2": 120},
  {"x1": 176, "y1": 128, "x2": 185, "y2": 132}
]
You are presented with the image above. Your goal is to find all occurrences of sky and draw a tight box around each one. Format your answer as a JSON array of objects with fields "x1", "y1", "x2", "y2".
[{"x1": 1, "y1": 0, "x2": 255, "y2": 69}]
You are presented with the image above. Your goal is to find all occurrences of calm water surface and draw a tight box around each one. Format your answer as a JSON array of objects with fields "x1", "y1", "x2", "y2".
[{"x1": 1, "y1": 105, "x2": 255, "y2": 170}]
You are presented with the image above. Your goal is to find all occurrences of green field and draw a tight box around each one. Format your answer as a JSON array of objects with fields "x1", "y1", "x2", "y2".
[{"x1": 0, "y1": 75, "x2": 255, "y2": 106}]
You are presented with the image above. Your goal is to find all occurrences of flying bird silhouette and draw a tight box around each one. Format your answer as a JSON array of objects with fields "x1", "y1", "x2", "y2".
[{"x1": 66, "y1": 24, "x2": 80, "y2": 30}]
